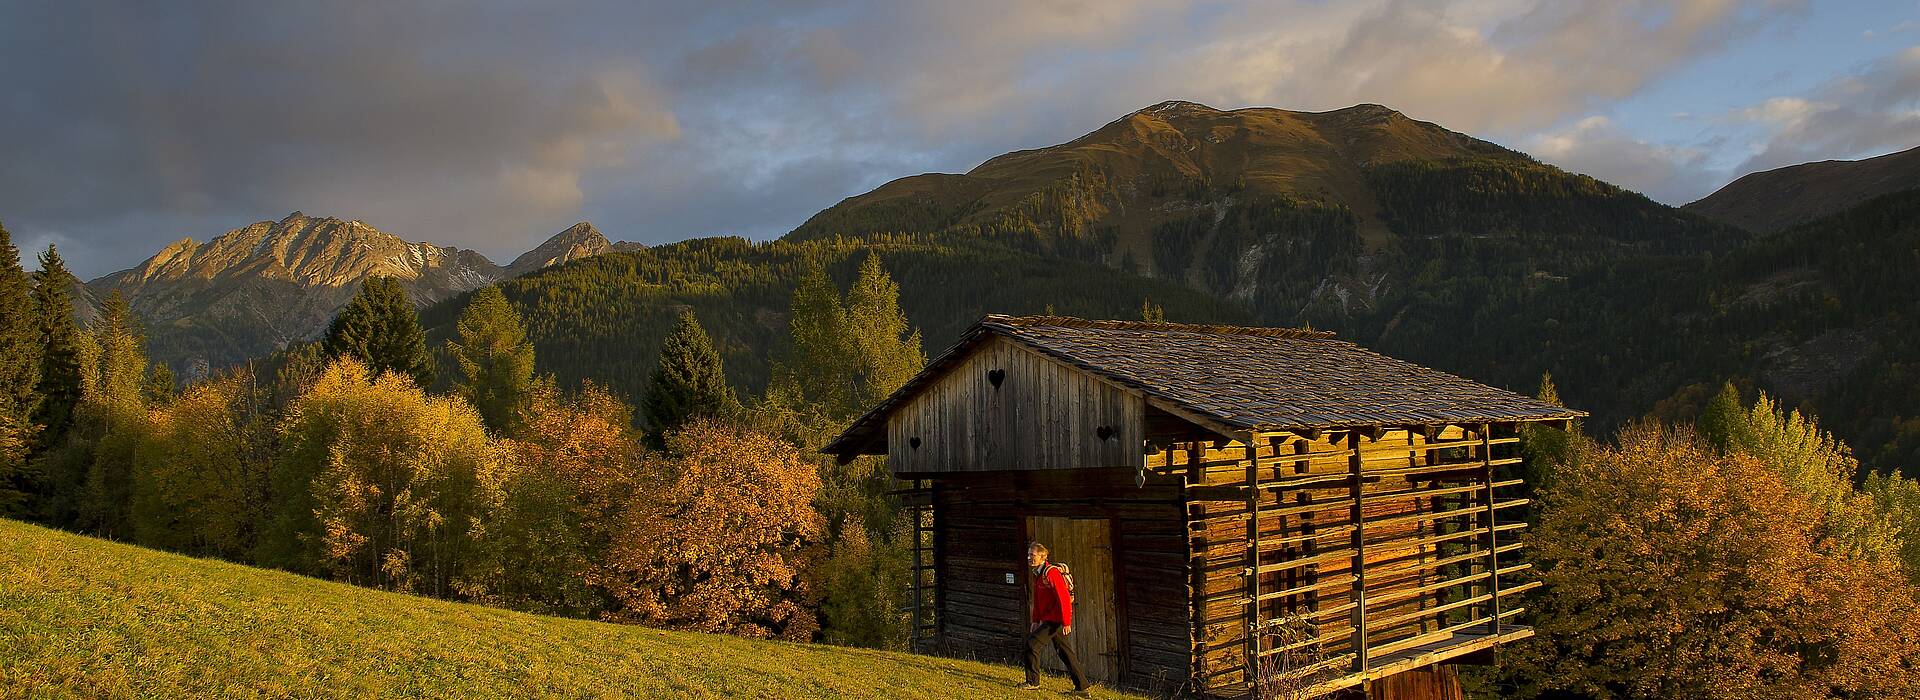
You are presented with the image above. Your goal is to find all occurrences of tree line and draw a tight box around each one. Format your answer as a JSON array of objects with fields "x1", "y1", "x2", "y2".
[{"x1": 1, "y1": 221, "x2": 925, "y2": 648}]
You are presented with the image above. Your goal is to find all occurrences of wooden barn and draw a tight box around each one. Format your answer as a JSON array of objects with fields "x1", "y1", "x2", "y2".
[{"x1": 823, "y1": 316, "x2": 1583, "y2": 698}]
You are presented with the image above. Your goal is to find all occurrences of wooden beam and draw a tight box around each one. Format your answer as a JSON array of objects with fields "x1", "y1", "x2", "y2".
[
  {"x1": 1244, "y1": 431, "x2": 1263, "y2": 688},
  {"x1": 1348, "y1": 430, "x2": 1368, "y2": 673},
  {"x1": 1479, "y1": 423, "x2": 1502, "y2": 640}
]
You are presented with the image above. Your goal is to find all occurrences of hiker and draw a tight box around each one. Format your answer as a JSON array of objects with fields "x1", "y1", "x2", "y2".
[{"x1": 1021, "y1": 541, "x2": 1089, "y2": 694}]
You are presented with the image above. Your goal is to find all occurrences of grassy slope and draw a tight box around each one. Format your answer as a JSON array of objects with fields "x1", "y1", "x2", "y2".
[{"x1": 0, "y1": 520, "x2": 1136, "y2": 700}]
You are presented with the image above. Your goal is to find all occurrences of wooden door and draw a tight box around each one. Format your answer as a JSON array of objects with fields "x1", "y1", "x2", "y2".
[{"x1": 1027, "y1": 516, "x2": 1119, "y2": 684}]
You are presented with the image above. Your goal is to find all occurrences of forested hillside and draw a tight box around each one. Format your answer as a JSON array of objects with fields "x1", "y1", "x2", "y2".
[{"x1": 419, "y1": 235, "x2": 1245, "y2": 399}]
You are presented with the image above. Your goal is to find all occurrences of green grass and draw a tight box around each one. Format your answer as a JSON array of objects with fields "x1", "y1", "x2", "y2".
[{"x1": 0, "y1": 519, "x2": 1138, "y2": 699}]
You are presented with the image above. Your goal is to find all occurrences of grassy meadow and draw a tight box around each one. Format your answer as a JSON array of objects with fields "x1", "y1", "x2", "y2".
[{"x1": 0, "y1": 519, "x2": 1136, "y2": 699}]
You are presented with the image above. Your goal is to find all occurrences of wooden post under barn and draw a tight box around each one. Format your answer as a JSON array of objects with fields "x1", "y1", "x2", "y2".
[{"x1": 824, "y1": 315, "x2": 1582, "y2": 698}]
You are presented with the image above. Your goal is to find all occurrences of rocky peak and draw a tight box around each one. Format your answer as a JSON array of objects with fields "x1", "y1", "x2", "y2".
[{"x1": 506, "y1": 221, "x2": 615, "y2": 277}]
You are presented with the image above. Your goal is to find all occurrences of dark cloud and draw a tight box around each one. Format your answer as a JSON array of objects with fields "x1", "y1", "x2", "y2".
[{"x1": 0, "y1": 1, "x2": 1903, "y2": 277}]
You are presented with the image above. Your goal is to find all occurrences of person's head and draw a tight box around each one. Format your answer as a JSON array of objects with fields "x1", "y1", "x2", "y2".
[{"x1": 1027, "y1": 541, "x2": 1049, "y2": 568}]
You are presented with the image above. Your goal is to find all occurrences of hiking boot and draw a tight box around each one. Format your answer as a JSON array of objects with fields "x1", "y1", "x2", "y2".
[
  {"x1": 1017, "y1": 681, "x2": 1042, "y2": 690},
  {"x1": 1066, "y1": 689, "x2": 1092, "y2": 697}
]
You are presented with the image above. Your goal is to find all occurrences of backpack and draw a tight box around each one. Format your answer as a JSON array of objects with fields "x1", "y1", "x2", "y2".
[{"x1": 1047, "y1": 562, "x2": 1076, "y2": 607}]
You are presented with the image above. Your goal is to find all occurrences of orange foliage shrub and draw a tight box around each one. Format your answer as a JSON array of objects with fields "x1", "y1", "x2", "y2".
[
  {"x1": 601, "y1": 419, "x2": 824, "y2": 640},
  {"x1": 1513, "y1": 424, "x2": 1920, "y2": 698}
]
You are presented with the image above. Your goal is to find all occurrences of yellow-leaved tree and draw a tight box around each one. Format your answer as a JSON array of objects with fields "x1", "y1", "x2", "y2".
[
  {"x1": 1512, "y1": 424, "x2": 1920, "y2": 698},
  {"x1": 463, "y1": 379, "x2": 644, "y2": 616},
  {"x1": 265, "y1": 358, "x2": 506, "y2": 596},
  {"x1": 602, "y1": 419, "x2": 824, "y2": 640},
  {"x1": 130, "y1": 372, "x2": 270, "y2": 559}
]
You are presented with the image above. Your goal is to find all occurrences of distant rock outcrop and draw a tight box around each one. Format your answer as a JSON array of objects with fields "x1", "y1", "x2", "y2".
[{"x1": 88, "y1": 212, "x2": 634, "y2": 377}]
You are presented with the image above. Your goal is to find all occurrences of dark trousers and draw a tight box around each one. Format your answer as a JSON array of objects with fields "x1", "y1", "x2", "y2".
[{"x1": 1024, "y1": 621, "x2": 1089, "y2": 689}]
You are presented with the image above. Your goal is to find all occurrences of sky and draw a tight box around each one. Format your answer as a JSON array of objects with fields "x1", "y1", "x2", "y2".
[{"x1": 2, "y1": 1, "x2": 1916, "y2": 279}]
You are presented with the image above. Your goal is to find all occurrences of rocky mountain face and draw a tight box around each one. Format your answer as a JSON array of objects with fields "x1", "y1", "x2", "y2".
[
  {"x1": 1684, "y1": 145, "x2": 1920, "y2": 234},
  {"x1": 507, "y1": 222, "x2": 622, "y2": 277},
  {"x1": 90, "y1": 213, "x2": 633, "y2": 377}
]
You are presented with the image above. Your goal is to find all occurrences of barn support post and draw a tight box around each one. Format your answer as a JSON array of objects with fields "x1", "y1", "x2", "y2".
[
  {"x1": 1347, "y1": 430, "x2": 1368, "y2": 673},
  {"x1": 1478, "y1": 423, "x2": 1502, "y2": 639},
  {"x1": 1244, "y1": 431, "x2": 1264, "y2": 689}
]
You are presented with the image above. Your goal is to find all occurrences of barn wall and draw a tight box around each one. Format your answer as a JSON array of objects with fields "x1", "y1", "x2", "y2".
[
  {"x1": 929, "y1": 468, "x2": 1190, "y2": 691},
  {"x1": 889, "y1": 337, "x2": 1144, "y2": 473}
]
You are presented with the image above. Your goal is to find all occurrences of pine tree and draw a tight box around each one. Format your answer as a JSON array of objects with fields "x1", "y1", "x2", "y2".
[
  {"x1": 1141, "y1": 298, "x2": 1166, "y2": 322},
  {"x1": 641, "y1": 309, "x2": 740, "y2": 439},
  {"x1": 29, "y1": 245, "x2": 82, "y2": 452},
  {"x1": 447, "y1": 286, "x2": 536, "y2": 436},
  {"x1": 322, "y1": 277, "x2": 433, "y2": 387},
  {"x1": 844, "y1": 253, "x2": 924, "y2": 410}
]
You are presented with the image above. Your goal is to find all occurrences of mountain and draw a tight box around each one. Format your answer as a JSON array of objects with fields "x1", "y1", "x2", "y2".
[
  {"x1": 789, "y1": 101, "x2": 1741, "y2": 323},
  {"x1": 503, "y1": 221, "x2": 645, "y2": 277},
  {"x1": 1685, "y1": 145, "x2": 1920, "y2": 234},
  {"x1": 91, "y1": 213, "x2": 630, "y2": 377}
]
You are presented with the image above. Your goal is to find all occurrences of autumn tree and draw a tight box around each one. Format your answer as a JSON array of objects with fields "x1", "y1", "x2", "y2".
[
  {"x1": 1710, "y1": 390, "x2": 1902, "y2": 562},
  {"x1": 602, "y1": 420, "x2": 823, "y2": 640},
  {"x1": 446, "y1": 286, "x2": 535, "y2": 436},
  {"x1": 129, "y1": 371, "x2": 272, "y2": 558},
  {"x1": 465, "y1": 379, "x2": 642, "y2": 616},
  {"x1": 1863, "y1": 470, "x2": 1920, "y2": 585},
  {"x1": 641, "y1": 309, "x2": 740, "y2": 439},
  {"x1": 322, "y1": 277, "x2": 433, "y2": 387},
  {"x1": 66, "y1": 291, "x2": 156, "y2": 537},
  {"x1": 264, "y1": 358, "x2": 504, "y2": 595},
  {"x1": 1512, "y1": 424, "x2": 1920, "y2": 698}
]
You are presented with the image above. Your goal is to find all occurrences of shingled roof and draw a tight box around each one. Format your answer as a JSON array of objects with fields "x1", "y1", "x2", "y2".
[{"x1": 823, "y1": 315, "x2": 1584, "y2": 457}]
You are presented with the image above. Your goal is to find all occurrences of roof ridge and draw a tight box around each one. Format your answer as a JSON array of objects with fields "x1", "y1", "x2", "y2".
[{"x1": 982, "y1": 314, "x2": 1335, "y2": 339}]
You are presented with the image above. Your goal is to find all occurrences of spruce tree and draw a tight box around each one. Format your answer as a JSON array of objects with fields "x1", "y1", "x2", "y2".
[
  {"x1": 642, "y1": 308, "x2": 740, "y2": 439},
  {"x1": 323, "y1": 277, "x2": 433, "y2": 387},
  {"x1": 0, "y1": 223, "x2": 38, "y2": 513},
  {"x1": 0, "y1": 222, "x2": 39, "y2": 419},
  {"x1": 447, "y1": 286, "x2": 536, "y2": 436},
  {"x1": 29, "y1": 245, "x2": 82, "y2": 452},
  {"x1": 844, "y1": 252, "x2": 924, "y2": 410}
]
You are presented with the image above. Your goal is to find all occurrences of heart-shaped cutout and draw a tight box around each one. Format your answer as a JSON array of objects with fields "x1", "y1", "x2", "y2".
[
  {"x1": 909, "y1": 436, "x2": 922, "y2": 449},
  {"x1": 1096, "y1": 426, "x2": 1114, "y2": 441},
  {"x1": 987, "y1": 368, "x2": 1006, "y2": 388}
]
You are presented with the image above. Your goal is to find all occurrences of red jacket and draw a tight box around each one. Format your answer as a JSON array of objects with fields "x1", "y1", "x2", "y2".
[{"x1": 1031, "y1": 564, "x2": 1072, "y2": 626}]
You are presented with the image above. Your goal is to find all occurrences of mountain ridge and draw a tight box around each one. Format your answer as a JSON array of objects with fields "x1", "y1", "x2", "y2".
[
  {"x1": 89, "y1": 213, "x2": 640, "y2": 376},
  {"x1": 1685, "y1": 145, "x2": 1920, "y2": 233}
]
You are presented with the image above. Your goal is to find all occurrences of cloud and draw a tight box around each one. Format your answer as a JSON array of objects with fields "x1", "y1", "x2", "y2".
[
  {"x1": 1127, "y1": 0, "x2": 1808, "y2": 134},
  {"x1": 0, "y1": 0, "x2": 1890, "y2": 279},
  {"x1": 0, "y1": 2, "x2": 680, "y2": 276},
  {"x1": 1729, "y1": 46, "x2": 1920, "y2": 173},
  {"x1": 1526, "y1": 116, "x2": 1719, "y2": 203}
]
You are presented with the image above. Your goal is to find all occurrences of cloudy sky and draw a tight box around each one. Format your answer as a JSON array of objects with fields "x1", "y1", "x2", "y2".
[{"x1": 3, "y1": 1, "x2": 1916, "y2": 279}]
